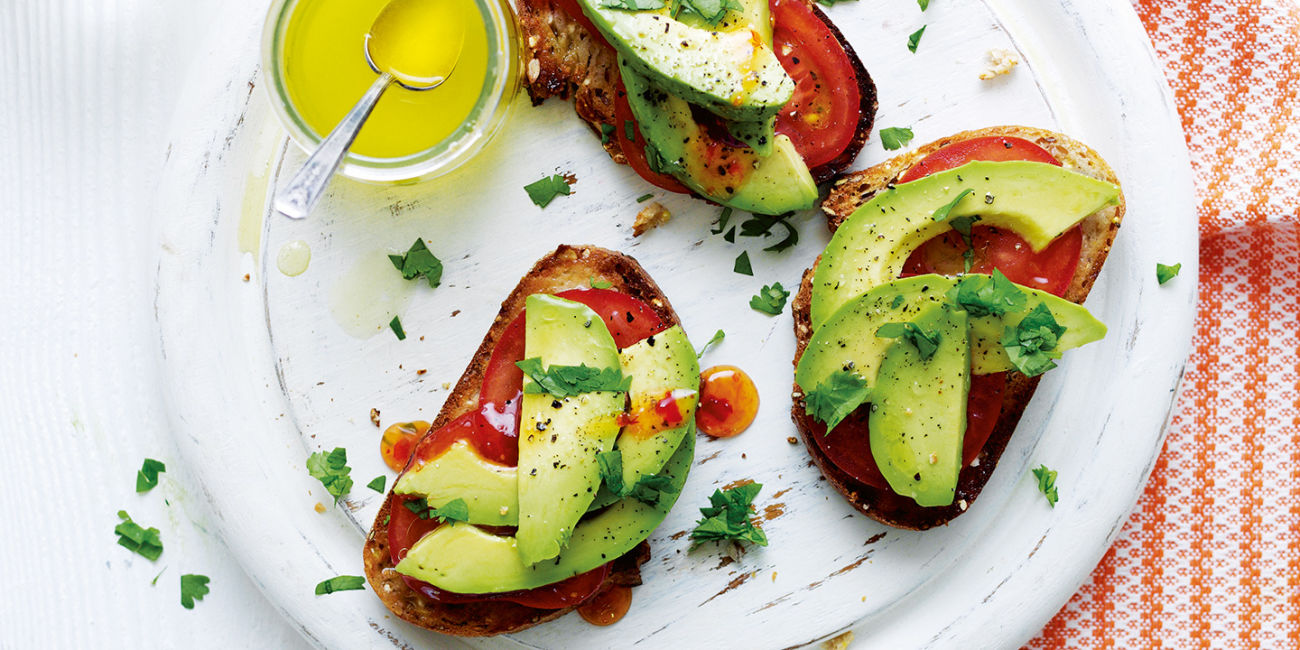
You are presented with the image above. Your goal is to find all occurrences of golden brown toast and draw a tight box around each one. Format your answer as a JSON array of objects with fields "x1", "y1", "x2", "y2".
[
  {"x1": 363, "y1": 245, "x2": 683, "y2": 635},
  {"x1": 791, "y1": 126, "x2": 1126, "y2": 529}
]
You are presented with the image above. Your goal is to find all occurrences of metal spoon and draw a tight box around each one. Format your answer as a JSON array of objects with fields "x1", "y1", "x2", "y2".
[{"x1": 275, "y1": 0, "x2": 466, "y2": 219}]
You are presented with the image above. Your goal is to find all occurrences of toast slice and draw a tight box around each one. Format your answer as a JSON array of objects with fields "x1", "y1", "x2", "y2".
[
  {"x1": 363, "y1": 245, "x2": 684, "y2": 635},
  {"x1": 517, "y1": 0, "x2": 878, "y2": 183},
  {"x1": 791, "y1": 126, "x2": 1125, "y2": 530}
]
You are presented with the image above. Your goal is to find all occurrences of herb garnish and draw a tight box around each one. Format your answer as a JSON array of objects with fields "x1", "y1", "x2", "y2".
[
  {"x1": 601, "y1": 0, "x2": 668, "y2": 10},
  {"x1": 932, "y1": 188, "x2": 974, "y2": 222},
  {"x1": 1157, "y1": 262, "x2": 1182, "y2": 285},
  {"x1": 740, "y1": 212, "x2": 799, "y2": 252},
  {"x1": 711, "y1": 207, "x2": 734, "y2": 235},
  {"x1": 804, "y1": 369, "x2": 870, "y2": 432},
  {"x1": 814, "y1": 0, "x2": 858, "y2": 6},
  {"x1": 907, "y1": 26, "x2": 926, "y2": 53},
  {"x1": 636, "y1": 193, "x2": 654, "y2": 203},
  {"x1": 136, "y1": 458, "x2": 166, "y2": 493},
  {"x1": 696, "y1": 329, "x2": 725, "y2": 359},
  {"x1": 879, "y1": 126, "x2": 914, "y2": 151},
  {"x1": 389, "y1": 315, "x2": 406, "y2": 341},
  {"x1": 950, "y1": 269, "x2": 1027, "y2": 317},
  {"x1": 1031, "y1": 464, "x2": 1059, "y2": 507},
  {"x1": 689, "y1": 482, "x2": 768, "y2": 548},
  {"x1": 750, "y1": 282, "x2": 791, "y2": 315},
  {"x1": 524, "y1": 174, "x2": 573, "y2": 208},
  {"x1": 515, "y1": 358, "x2": 632, "y2": 396},
  {"x1": 734, "y1": 251, "x2": 753, "y2": 276},
  {"x1": 948, "y1": 215, "x2": 981, "y2": 272},
  {"x1": 314, "y1": 575, "x2": 367, "y2": 595},
  {"x1": 600, "y1": 123, "x2": 615, "y2": 144},
  {"x1": 627, "y1": 474, "x2": 675, "y2": 506},
  {"x1": 673, "y1": 0, "x2": 742, "y2": 23},
  {"x1": 403, "y1": 497, "x2": 469, "y2": 524},
  {"x1": 115, "y1": 510, "x2": 164, "y2": 561},
  {"x1": 1002, "y1": 303, "x2": 1066, "y2": 377},
  {"x1": 876, "y1": 321, "x2": 941, "y2": 361},
  {"x1": 180, "y1": 574, "x2": 210, "y2": 609},
  {"x1": 387, "y1": 238, "x2": 443, "y2": 288},
  {"x1": 366, "y1": 476, "x2": 386, "y2": 493},
  {"x1": 917, "y1": 0, "x2": 929, "y2": 9},
  {"x1": 306, "y1": 447, "x2": 353, "y2": 505},
  {"x1": 597, "y1": 449, "x2": 624, "y2": 495},
  {"x1": 589, "y1": 276, "x2": 613, "y2": 289}
]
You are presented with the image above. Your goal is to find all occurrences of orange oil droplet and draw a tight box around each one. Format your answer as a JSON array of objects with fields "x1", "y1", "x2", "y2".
[
  {"x1": 380, "y1": 420, "x2": 429, "y2": 472},
  {"x1": 578, "y1": 585, "x2": 633, "y2": 626},
  {"x1": 696, "y1": 365, "x2": 759, "y2": 438}
]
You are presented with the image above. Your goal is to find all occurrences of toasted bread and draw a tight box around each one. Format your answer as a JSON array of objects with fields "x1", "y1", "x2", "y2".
[
  {"x1": 791, "y1": 126, "x2": 1125, "y2": 530},
  {"x1": 517, "y1": 0, "x2": 878, "y2": 184},
  {"x1": 363, "y1": 245, "x2": 684, "y2": 636}
]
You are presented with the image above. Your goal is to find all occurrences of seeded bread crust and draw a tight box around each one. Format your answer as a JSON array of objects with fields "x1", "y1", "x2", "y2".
[
  {"x1": 517, "y1": 0, "x2": 878, "y2": 184},
  {"x1": 791, "y1": 126, "x2": 1126, "y2": 530},
  {"x1": 363, "y1": 245, "x2": 681, "y2": 636}
]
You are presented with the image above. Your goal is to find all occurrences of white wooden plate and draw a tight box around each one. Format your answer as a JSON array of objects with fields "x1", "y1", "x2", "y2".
[{"x1": 153, "y1": 0, "x2": 1195, "y2": 647}]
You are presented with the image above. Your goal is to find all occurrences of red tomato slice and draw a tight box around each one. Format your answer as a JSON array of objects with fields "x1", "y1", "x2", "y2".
[
  {"x1": 771, "y1": 0, "x2": 861, "y2": 168},
  {"x1": 896, "y1": 135, "x2": 1061, "y2": 183}
]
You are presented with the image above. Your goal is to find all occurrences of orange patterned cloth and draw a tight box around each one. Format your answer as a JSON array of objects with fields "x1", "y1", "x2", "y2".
[{"x1": 1029, "y1": 1, "x2": 1300, "y2": 647}]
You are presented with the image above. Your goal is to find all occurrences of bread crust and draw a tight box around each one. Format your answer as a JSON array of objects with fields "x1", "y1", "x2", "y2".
[
  {"x1": 363, "y1": 245, "x2": 682, "y2": 635},
  {"x1": 792, "y1": 126, "x2": 1126, "y2": 530}
]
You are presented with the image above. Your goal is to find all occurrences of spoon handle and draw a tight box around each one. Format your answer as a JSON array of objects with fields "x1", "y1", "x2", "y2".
[{"x1": 274, "y1": 71, "x2": 394, "y2": 219}]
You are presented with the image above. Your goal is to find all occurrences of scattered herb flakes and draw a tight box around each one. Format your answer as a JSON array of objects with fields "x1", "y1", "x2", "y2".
[
  {"x1": 879, "y1": 126, "x2": 914, "y2": 151},
  {"x1": 635, "y1": 193, "x2": 654, "y2": 203},
  {"x1": 696, "y1": 329, "x2": 725, "y2": 359},
  {"x1": 675, "y1": 0, "x2": 742, "y2": 23},
  {"x1": 366, "y1": 476, "x2": 386, "y2": 493},
  {"x1": 403, "y1": 497, "x2": 470, "y2": 524},
  {"x1": 1157, "y1": 262, "x2": 1182, "y2": 285},
  {"x1": 804, "y1": 370, "x2": 870, "y2": 432},
  {"x1": 948, "y1": 215, "x2": 981, "y2": 272},
  {"x1": 306, "y1": 447, "x2": 353, "y2": 505},
  {"x1": 523, "y1": 174, "x2": 573, "y2": 208},
  {"x1": 876, "y1": 321, "x2": 941, "y2": 360},
  {"x1": 734, "y1": 251, "x2": 754, "y2": 276},
  {"x1": 136, "y1": 458, "x2": 166, "y2": 493},
  {"x1": 1002, "y1": 302, "x2": 1066, "y2": 377},
  {"x1": 597, "y1": 449, "x2": 625, "y2": 495},
  {"x1": 950, "y1": 269, "x2": 1026, "y2": 317},
  {"x1": 711, "y1": 207, "x2": 734, "y2": 235},
  {"x1": 115, "y1": 510, "x2": 163, "y2": 561},
  {"x1": 315, "y1": 575, "x2": 367, "y2": 596},
  {"x1": 932, "y1": 188, "x2": 974, "y2": 222},
  {"x1": 1031, "y1": 464, "x2": 1059, "y2": 507},
  {"x1": 387, "y1": 238, "x2": 443, "y2": 288},
  {"x1": 389, "y1": 315, "x2": 406, "y2": 341},
  {"x1": 814, "y1": 0, "x2": 858, "y2": 6},
  {"x1": 750, "y1": 283, "x2": 791, "y2": 315},
  {"x1": 739, "y1": 212, "x2": 799, "y2": 252},
  {"x1": 891, "y1": 294, "x2": 906, "y2": 309},
  {"x1": 180, "y1": 574, "x2": 211, "y2": 610},
  {"x1": 600, "y1": 122, "x2": 615, "y2": 144},
  {"x1": 589, "y1": 276, "x2": 613, "y2": 289},
  {"x1": 516, "y1": 359, "x2": 632, "y2": 396},
  {"x1": 689, "y1": 482, "x2": 768, "y2": 548},
  {"x1": 601, "y1": 0, "x2": 667, "y2": 10},
  {"x1": 151, "y1": 567, "x2": 166, "y2": 586},
  {"x1": 624, "y1": 119, "x2": 636, "y2": 141},
  {"x1": 627, "y1": 473, "x2": 675, "y2": 506},
  {"x1": 907, "y1": 26, "x2": 926, "y2": 53},
  {"x1": 723, "y1": 227, "x2": 737, "y2": 243},
  {"x1": 917, "y1": 0, "x2": 929, "y2": 9}
]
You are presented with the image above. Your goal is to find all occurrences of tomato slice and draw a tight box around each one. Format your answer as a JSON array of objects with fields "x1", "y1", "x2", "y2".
[
  {"x1": 770, "y1": 0, "x2": 861, "y2": 168},
  {"x1": 896, "y1": 135, "x2": 1061, "y2": 183}
]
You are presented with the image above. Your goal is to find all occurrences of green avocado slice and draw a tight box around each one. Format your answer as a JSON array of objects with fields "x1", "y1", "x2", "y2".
[{"x1": 616, "y1": 325, "x2": 700, "y2": 490}]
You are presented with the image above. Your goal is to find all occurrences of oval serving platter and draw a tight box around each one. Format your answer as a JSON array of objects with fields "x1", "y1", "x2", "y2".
[{"x1": 153, "y1": 0, "x2": 1195, "y2": 647}]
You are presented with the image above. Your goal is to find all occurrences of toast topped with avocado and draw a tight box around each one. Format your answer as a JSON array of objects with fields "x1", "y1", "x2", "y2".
[
  {"x1": 364, "y1": 245, "x2": 700, "y2": 635},
  {"x1": 518, "y1": 0, "x2": 877, "y2": 214},
  {"x1": 790, "y1": 126, "x2": 1125, "y2": 529}
]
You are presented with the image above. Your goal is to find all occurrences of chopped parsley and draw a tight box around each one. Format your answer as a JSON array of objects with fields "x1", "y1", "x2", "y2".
[
  {"x1": 739, "y1": 212, "x2": 799, "y2": 252},
  {"x1": 712, "y1": 207, "x2": 734, "y2": 235},
  {"x1": 624, "y1": 119, "x2": 636, "y2": 141},
  {"x1": 876, "y1": 321, "x2": 941, "y2": 361},
  {"x1": 365, "y1": 475, "x2": 386, "y2": 493},
  {"x1": 180, "y1": 574, "x2": 210, "y2": 609},
  {"x1": 389, "y1": 315, "x2": 406, "y2": 341},
  {"x1": 600, "y1": 122, "x2": 615, "y2": 144},
  {"x1": 306, "y1": 447, "x2": 353, "y2": 505},
  {"x1": 589, "y1": 276, "x2": 613, "y2": 289},
  {"x1": 723, "y1": 227, "x2": 737, "y2": 243},
  {"x1": 932, "y1": 188, "x2": 974, "y2": 222},
  {"x1": 627, "y1": 474, "x2": 675, "y2": 506},
  {"x1": 136, "y1": 458, "x2": 166, "y2": 493},
  {"x1": 879, "y1": 126, "x2": 914, "y2": 151},
  {"x1": 644, "y1": 143, "x2": 685, "y2": 176},
  {"x1": 917, "y1": 0, "x2": 929, "y2": 9},
  {"x1": 516, "y1": 359, "x2": 632, "y2": 396},
  {"x1": 636, "y1": 193, "x2": 654, "y2": 203},
  {"x1": 950, "y1": 270, "x2": 1027, "y2": 317},
  {"x1": 403, "y1": 497, "x2": 469, "y2": 524},
  {"x1": 115, "y1": 510, "x2": 163, "y2": 561},
  {"x1": 387, "y1": 238, "x2": 443, "y2": 288},
  {"x1": 1157, "y1": 262, "x2": 1182, "y2": 285},
  {"x1": 601, "y1": 0, "x2": 667, "y2": 10},
  {"x1": 151, "y1": 567, "x2": 166, "y2": 586},
  {"x1": 690, "y1": 482, "x2": 768, "y2": 549},
  {"x1": 734, "y1": 251, "x2": 753, "y2": 276},
  {"x1": 523, "y1": 174, "x2": 572, "y2": 208},
  {"x1": 814, "y1": 0, "x2": 858, "y2": 6},
  {"x1": 1031, "y1": 464, "x2": 1059, "y2": 507},
  {"x1": 314, "y1": 575, "x2": 367, "y2": 595},
  {"x1": 948, "y1": 215, "x2": 981, "y2": 272},
  {"x1": 804, "y1": 369, "x2": 870, "y2": 432},
  {"x1": 1002, "y1": 303, "x2": 1066, "y2": 377},
  {"x1": 907, "y1": 26, "x2": 926, "y2": 53},
  {"x1": 696, "y1": 329, "x2": 725, "y2": 359},
  {"x1": 675, "y1": 0, "x2": 742, "y2": 23},
  {"x1": 597, "y1": 449, "x2": 624, "y2": 495},
  {"x1": 750, "y1": 282, "x2": 791, "y2": 315}
]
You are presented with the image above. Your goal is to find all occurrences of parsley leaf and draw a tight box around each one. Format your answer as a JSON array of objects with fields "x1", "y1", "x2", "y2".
[
  {"x1": 948, "y1": 215, "x2": 981, "y2": 272},
  {"x1": 306, "y1": 447, "x2": 353, "y2": 505},
  {"x1": 636, "y1": 193, "x2": 654, "y2": 203},
  {"x1": 739, "y1": 212, "x2": 799, "y2": 252},
  {"x1": 876, "y1": 321, "x2": 941, "y2": 361},
  {"x1": 366, "y1": 475, "x2": 386, "y2": 493},
  {"x1": 601, "y1": 0, "x2": 666, "y2": 9},
  {"x1": 644, "y1": 143, "x2": 685, "y2": 176},
  {"x1": 315, "y1": 575, "x2": 367, "y2": 595},
  {"x1": 918, "y1": 0, "x2": 929, "y2": 9},
  {"x1": 600, "y1": 122, "x2": 615, "y2": 144},
  {"x1": 932, "y1": 188, "x2": 974, "y2": 222},
  {"x1": 950, "y1": 269, "x2": 1027, "y2": 317},
  {"x1": 907, "y1": 25, "x2": 926, "y2": 53},
  {"x1": 387, "y1": 238, "x2": 443, "y2": 288},
  {"x1": 689, "y1": 482, "x2": 768, "y2": 549},
  {"x1": 115, "y1": 510, "x2": 164, "y2": 561},
  {"x1": 723, "y1": 226, "x2": 737, "y2": 243},
  {"x1": 734, "y1": 251, "x2": 753, "y2": 276},
  {"x1": 403, "y1": 497, "x2": 469, "y2": 524},
  {"x1": 879, "y1": 126, "x2": 914, "y2": 151},
  {"x1": 589, "y1": 276, "x2": 613, "y2": 289},
  {"x1": 180, "y1": 574, "x2": 210, "y2": 609},
  {"x1": 696, "y1": 329, "x2": 725, "y2": 359},
  {"x1": 389, "y1": 315, "x2": 406, "y2": 341},
  {"x1": 627, "y1": 474, "x2": 676, "y2": 506},
  {"x1": 524, "y1": 174, "x2": 573, "y2": 208},
  {"x1": 624, "y1": 119, "x2": 636, "y2": 141},
  {"x1": 711, "y1": 207, "x2": 734, "y2": 235},
  {"x1": 750, "y1": 282, "x2": 790, "y2": 315},
  {"x1": 1157, "y1": 262, "x2": 1182, "y2": 285},
  {"x1": 1002, "y1": 303, "x2": 1066, "y2": 377},
  {"x1": 136, "y1": 458, "x2": 166, "y2": 493},
  {"x1": 1031, "y1": 464, "x2": 1059, "y2": 507},
  {"x1": 597, "y1": 450, "x2": 624, "y2": 495},
  {"x1": 676, "y1": 0, "x2": 742, "y2": 23},
  {"x1": 804, "y1": 369, "x2": 870, "y2": 432},
  {"x1": 516, "y1": 358, "x2": 632, "y2": 396},
  {"x1": 814, "y1": 0, "x2": 858, "y2": 6}
]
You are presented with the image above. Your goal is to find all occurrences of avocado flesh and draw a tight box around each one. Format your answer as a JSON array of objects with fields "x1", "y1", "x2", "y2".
[
  {"x1": 621, "y1": 61, "x2": 817, "y2": 215},
  {"x1": 516, "y1": 295, "x2": 624, "y2": 566},
  {"x1": 810, "y1": 161, "x2": 1121, "y2": 327},
  {"x1": 616, "y1": 325, "x2": 700, "y2": 490},
  {"x1": 968, "y1": 297, "x2": 1106, "y2": 374},
  {"x1": 576, "y1": 2, "x2": 792, "y2": 122},
  {"x1": 395, "y1": 432, "x2": 694, "y2": 593},
  {"x1": 868, "y1": 304, "x2": 970, "y2": 507}
]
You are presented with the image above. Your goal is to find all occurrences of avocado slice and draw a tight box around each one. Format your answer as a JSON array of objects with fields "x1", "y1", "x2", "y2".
[
  {"x1": 809, "y1": 161, "x2": 1121, "y2": 327},
  {"x1": 615, "y1": 325, "x2": 700, "y2": 490},
  {"x1": 516, "y1": 295, "x2": 625, "y2": 565},
  {"x1": 868, "y1": 303, "x2": 970, "y2": 507},
  {"x1": 621, "y1": 61, "x2": 817, "y2": 215},
  {"x1": 395, "y1": 431, "x2": 694, "y2": 593},
  {"x1": 576, "y1": 0, "x2": 792, "y2": 122}
]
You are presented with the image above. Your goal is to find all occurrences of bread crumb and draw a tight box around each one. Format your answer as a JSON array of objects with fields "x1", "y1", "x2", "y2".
[
  {"x1": 242, "y1": 273, "x2": 250, "y2": 282},
  {"x1": 979, "y1": 48, "x2": 1019, "y2": 80},
  {"x1": 771, "y1": 571, "x2": 778, "y2": 582},
  {"x1": 416, "y1": 369, "x2": 427, "y2": 376},
  {"x1": 441, "y1": 382, "x2": 451, "y2": 390},
  {"x1": 370, "y1": 408, "x2": 381, "y2": 428},
  {"x1": 787, "y1": 436, "x2": 798, "y2": 444},
  {"x1": 314, "y1": 502, "x2": 326, "y2": 514},
  {"x1": 632, "y1": 202, "x2": 672, "y2": 237},
  {"x1": 823, "y1": 631, "x2": 854, "y2": 650},
  {"x1": 527, "y1": 58, "x2": 541, "y2": 82},
  {"x1": 958, "y1": 499, "x2": 969, "y2": 511}
]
